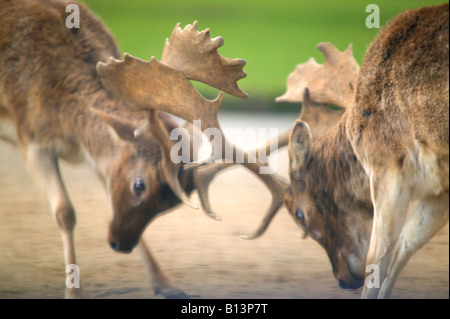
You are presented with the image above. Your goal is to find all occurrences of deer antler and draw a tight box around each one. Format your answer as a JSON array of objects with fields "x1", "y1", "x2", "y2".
[
  {"x1": 147, "y1": 109, "x2": 200, "y2": 209},
  {"x1": 97, "y1": 22, "x2": 288, "y2": 235},
  {"x1": 276, "y1": 42, "x2": 360, "y2": 108},
  {"x1": 97, "y1": 54, "x2": 222, "y2": 128},
  {"x1": 193, "y1": 130, "x2": 290, "y2": 223},
  {"x1": 161, "y1": 21, "x2": 248, "y2": 99},
  {"x1": 296, "y1": 87, "x2": 346, "y2": 140}
]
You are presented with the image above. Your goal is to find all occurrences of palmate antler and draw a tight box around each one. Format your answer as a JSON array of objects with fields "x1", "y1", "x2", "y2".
[
  {"x1": 97, "y1": 22, "x2": 288, "y2": 235},
  {"x1": 161, "y1": 21, "x2": 248, "y2": 99},
  {"x1": 276, "y1": 42, "x2": 360, "y2": 108}
]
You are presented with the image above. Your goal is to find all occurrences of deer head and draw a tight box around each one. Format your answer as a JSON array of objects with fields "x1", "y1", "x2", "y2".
[
  {"x1": 280, "y1": 44, "x2": 374, "y2": 289},
  {"x1": 95, "y1": 22, "x2": 288, "y2": 250},
  {"x1": 89, "y1": 107, "x2": 194, "y2": 252}
]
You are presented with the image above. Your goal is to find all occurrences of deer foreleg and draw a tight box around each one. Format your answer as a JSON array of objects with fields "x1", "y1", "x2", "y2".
[
  {"x1": 361, "y1": 174, "x2": 410, "y2": 299},
  {"x1": 378, "y1": 193, "x2": 449, "y2": 298},
  {"x1": 25, "y1": 144, "x2": 80, "y2": 299},
  {"x1": 136, "y1": 238, "x2": 189, "y2": 299}
]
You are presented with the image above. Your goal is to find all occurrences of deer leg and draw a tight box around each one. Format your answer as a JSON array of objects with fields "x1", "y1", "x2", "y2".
[
  {"x1": 378, "y1": 193, "x2": 449, "y2": 298},
  {"x1": 24, "y1": 144, "x2": 80, "y2": 299},
  {"x1": 361, "y1": 174, "x2": 410, "y2": 299},
  {"x1": 136, "y1": 238, "x2": 189, "y2": 299}
]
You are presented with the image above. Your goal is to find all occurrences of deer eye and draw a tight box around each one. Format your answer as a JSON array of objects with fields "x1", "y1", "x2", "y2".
[
  {"x1": 133, "y1": 177, "x2": 146, "y2": 196},
  {"x1": 295, "y1": 208, "x2": 305, "y2": 224}
]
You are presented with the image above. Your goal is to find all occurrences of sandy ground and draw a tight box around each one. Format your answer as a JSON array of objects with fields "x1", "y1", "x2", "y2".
[{"x1": 0, "y1": 115, "x2": 448, "y2": 299}]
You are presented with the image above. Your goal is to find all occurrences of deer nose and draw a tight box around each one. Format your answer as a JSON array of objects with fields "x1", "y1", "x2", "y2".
[
  {"x1": 110, "y1": 241, "x2": 118, "y2": 251},
  {"x1": 109, "y1": 239, "x2": 133, "y2": 253},
  {"x1": 338, "y1": 279, "x2": 351, "y2": 289},
  {"x1": 338, "y1": 278, "x2": 364, "y2": 289}
]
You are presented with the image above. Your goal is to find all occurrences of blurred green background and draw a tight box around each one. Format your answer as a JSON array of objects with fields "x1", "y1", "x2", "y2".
[{"x1": 81, "y1": 0, "x2": 447, "y2": 111}]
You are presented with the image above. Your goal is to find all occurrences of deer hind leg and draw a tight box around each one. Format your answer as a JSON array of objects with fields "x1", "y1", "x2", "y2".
[
  {"x1": 136, "y1": 238, "x2": 189, "y2": 299},
  {"x1": 361, "y1": 173, "x2": 411, "y2": 299},
  {"x1": 24, "y1": 144, "x2": 81, "y2": 299},
  {"x1": 378, "y1": 193, "x2": 449, "y2": 298}
]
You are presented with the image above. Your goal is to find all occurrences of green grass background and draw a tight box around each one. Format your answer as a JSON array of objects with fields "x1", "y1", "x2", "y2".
[{"x1": 81, "y1": 0, "x2": 447, "y2": 111}]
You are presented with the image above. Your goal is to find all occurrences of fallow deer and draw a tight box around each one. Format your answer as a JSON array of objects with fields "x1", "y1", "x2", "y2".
[
  {"x1": 0, "y1": 0, "x2": 287, "y2": 298},
  {"x1": 277, "y1": 3, "x2": 448, "y2": 298}
]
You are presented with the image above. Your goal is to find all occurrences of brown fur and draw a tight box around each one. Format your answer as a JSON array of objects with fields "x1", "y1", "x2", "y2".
[
  {"x1": 0, "y1": 0, "x2": 193, "y2": 298},
  {"x1": 288, "y1": 3, "x2": 449, "y2": 298},
  {"x1": 347, "y1": 3, "x2": 449, "y2": 298},
  {"x1": 348, "y1": 3, "x2": 449, "y2": 181},
  {"x1": 287, "y1": 112, "x2": 373, "y2": 289}
]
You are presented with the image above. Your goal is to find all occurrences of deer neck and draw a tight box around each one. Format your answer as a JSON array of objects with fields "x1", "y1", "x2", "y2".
[
  {"x1": 311, "y1": 112, "x2": 373, "y2": 217},
  {"x1": 70, "y1": 89, "x2": 137, "y2": 183}
]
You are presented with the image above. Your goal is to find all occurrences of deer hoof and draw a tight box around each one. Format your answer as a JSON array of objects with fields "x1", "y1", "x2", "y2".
[{"x1": 156, "y1": 287, "x2": 190, "y2": 299}]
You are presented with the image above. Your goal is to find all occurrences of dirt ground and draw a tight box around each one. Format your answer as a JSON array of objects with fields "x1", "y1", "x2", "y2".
[{"x1": 0, "y1": 138, "x2": 448, "y2": 299}]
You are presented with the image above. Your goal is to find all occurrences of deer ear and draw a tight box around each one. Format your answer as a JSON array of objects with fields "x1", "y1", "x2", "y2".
[
  {"x1": 90, "y1": 107, "x2": 139, "y2": 143},
  {"x1": 289, "y1": 120, "x2": 313, "y2": 175}
]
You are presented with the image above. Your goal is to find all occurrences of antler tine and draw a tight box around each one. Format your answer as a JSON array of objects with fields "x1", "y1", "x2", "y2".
[
  {"x1": 193, "y1": 149, "x2": 288, "y2": 238},
  {"x1": 237, "y1": 159, "x2": 288, "y2": 240},
  {"x1": 161, "y1": 21, "x2": 248, "y2": 99},
  {"x1": 317, "y1": 42, "x2": 342, "y2": 65},
  {"x1": 193, "y1": 162, "x2": 232, "y2": 221},
  {"x1": 297, "y1": 88, "x2": 309, "y2": 121},
  {"x1": 193, "y1": 129, "x2": 290, "y2": 223},
  {"x1": 344, "y1": 43, "x2": 355, "y2": 58},
  {"x1": 239, "y1": 192, "x2": 286, "y2": 240},
  {"x1": 276, "y1": 42, "x2": 360, "y2": 108},
  {"x1": 297, "y1": 87, "x2": 318, "y2": 121},
  {"x1": 239, "y1": 132, "x2": 290, "y2": 239}
]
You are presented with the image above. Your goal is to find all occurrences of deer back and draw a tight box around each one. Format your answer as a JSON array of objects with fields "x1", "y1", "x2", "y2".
[
  {"x1": 0, "y1": 0, "x2": 120, "y2": 150},
  {"x1": 347, "y1": 3, "x2": 449, "y2": 192}
]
